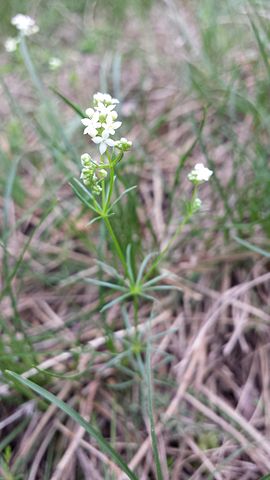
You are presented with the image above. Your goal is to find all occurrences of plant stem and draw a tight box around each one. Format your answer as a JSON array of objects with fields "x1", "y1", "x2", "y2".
[
  {"x1": 133, "y1": 295, "x2": 139, "y2": 330},
  {"x1": 144, "y1": 186, "x2": 198, "y2": 281},
  {"x1": 103, "y1": 216, "x2": 127, "y2": 273}
]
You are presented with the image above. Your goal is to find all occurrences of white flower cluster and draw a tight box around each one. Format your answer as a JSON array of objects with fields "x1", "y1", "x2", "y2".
[
  {"x1": 187, "y1": 163, "x2": 213, "y2": 211},
  {"x1": 11, "y1": 14, "x2": 39, "y2": 36},
  {"x1": 4, "y1": 37, "x2": 18, "y2": 52},
  {"x1": 81, "y1": 92, "x2": 132, "y2": 155},
  {"x1": 80, "y1": 92, "x2": 132, "y2": 194},
  {"x1": 188, "y1": 163, "x2": 213, "y2": 184},
  {"x1": 5, "y1": 15, "x2": 39, "y2": 53}
]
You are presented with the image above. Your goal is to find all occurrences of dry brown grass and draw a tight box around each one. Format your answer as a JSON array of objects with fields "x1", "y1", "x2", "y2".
[{"x1": 1, "y1": 1, "x2": 270, "y2": 479}]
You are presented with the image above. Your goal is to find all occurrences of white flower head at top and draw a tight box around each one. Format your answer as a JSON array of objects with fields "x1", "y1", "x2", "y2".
[
  {"x1": 188, "y1": 163, "x2": 213, "y2": 184},
  {"x1": 81, "y1": 91, "x2": 132, "y2": 159},
  {"x1": 80, "y1": 92, "x2": 132, "y2": 193},
  {"x1": 81, "y1": 91, "x2": 122, "y2": 154},
  {"x1": 4, "y1": 37, "x2": 18, "y2": 53},
  {"x1": 11, "y1": 14, "x2": 39, "y2": 36},
  {"x1": 93, "y1": 92, "x2": 119, "y2": 108}
]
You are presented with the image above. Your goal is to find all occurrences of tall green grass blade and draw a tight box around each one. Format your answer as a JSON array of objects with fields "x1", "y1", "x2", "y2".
[
  {"x1": 5, "y1": 371, "x2": 138, "y2": 480},
  {"x1": 146, "y1": 342, "x2": 163, "y2": 480},
  {"x1": 234, "y1": 236, "x2": 270, "y2": 258},
  {"x1": 51, "y1": 87, "x2": 85, "y2": 118}
]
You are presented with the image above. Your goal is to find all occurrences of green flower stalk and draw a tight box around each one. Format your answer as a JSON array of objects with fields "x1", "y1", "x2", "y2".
[{"x1": 76, "y1": 92, "x2": 213, "y2": 313}]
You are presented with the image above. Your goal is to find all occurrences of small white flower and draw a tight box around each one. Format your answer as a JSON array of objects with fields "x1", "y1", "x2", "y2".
[
  {"x1": 188, "y1": 163, "x2": 213, "y2": 183},
  {"x1": 81, "y1": 111, "x2": 101, "y2": 137},
  {"x1": 102, "y1": 113, "x2": 122, "y2": 136},
  {"x1": 114, "y1": 137, "x2": 132, "y2": 151},
  {"x1": 11, "y1": 14, "x2": 39, "y2": 36},
  {"x1": 5, "y1": 37, "x2": 18, "y2": 53},
  {"x1": 85, "y1": 107, "x2": 95, "y2": 118},
  {"x1": 95, "y1": 102, "x2": 115, "y2": 115},
  {"x1": 92, "y1": 131, "x2": 115, "y2": 155},
  {"x1": 49, "y1": 57, "x2": 62, "y2": 71}
]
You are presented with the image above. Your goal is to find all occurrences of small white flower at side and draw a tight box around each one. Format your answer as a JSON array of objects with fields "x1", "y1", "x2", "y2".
[
  {"x1": 114, "y1": 137, "x2": 132, "y2": 151},
  {"x1": 49, "y1": 57, "x2": 62, "y2": 71},
  {"x1": 188, "y1": 163, "x2": 213, "y2": 184},
  {"x1": 11, "y1": 14, "x2": 39, "y2": 36},
  {"x1": 5, "y1": 37, "x2": 18, "y2": 53},
  {"x1": 92, "y1": 131, "x2": 115, "y2": 155}
]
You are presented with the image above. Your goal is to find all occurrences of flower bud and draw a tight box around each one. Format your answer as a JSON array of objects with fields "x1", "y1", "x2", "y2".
[
  {"x1": 81, "y1": 153, "x2": 92, "y2": 167},
  {"x1": 114, "y1": 137, "x2": 132, "y2": 152}
]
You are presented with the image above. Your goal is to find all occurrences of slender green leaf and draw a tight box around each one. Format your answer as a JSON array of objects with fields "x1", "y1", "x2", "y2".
[
  {"x1": 85, "y1": 278, "x2": 127, "y2": 292},
  {"x1": 234, "y1": 236, "x2": 270, "y2": 258},
  {"x1": 51, "y1": 87, "x2": 85, "y2": 118},
  {"x1": 5, "y1": 371, "x2": 138, "y2": 480}
]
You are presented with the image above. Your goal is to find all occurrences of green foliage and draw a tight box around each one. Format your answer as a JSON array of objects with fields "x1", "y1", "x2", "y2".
[{"x1": 6, "y1": 371, "x2": 139, "y2": 480}]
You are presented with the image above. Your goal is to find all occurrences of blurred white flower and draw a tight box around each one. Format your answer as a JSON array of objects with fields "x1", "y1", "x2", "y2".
[
  {"x1": 92, "y1": 131, "x2": 115, "y2": 155},
  {"x1": 49, "y1": 57, "x2": 62, "y2": 71},
  {"x1": 4, "y1": 37, "x2": 18, "y2": 52},
  {"x1": 188, "y1": 163, "x2": 213, "y2": 183},
  {"x1": 11, "y1": 14, "x2": 39, "y2": 36}
]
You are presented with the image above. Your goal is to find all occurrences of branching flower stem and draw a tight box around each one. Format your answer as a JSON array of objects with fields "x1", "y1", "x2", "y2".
[
  {"x1": 143, "y1": 185, "x2": 199, "y2": 282},
  {"x1": 100, "y1": 153, "x2": 128, "y2": 276}
]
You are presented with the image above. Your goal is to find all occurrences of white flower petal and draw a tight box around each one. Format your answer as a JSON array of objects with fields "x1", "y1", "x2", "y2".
[
  {"x1": 106, "y1": 138, "x2": 115, "y2": 147},
  {"x1": 99, "y1": 142, "x2": 107, "y2": 155},
  {"x1": 85, "y1": 108, "x2": 94, "y2": 117},
  {"x1": 81, "y1": 118, "x2": 90, "y2": 126},
  {"x1": 101, "y1": 130, "x2": 110, "y2": 140},
  {"x1": 92, "y1": 136, "x2": 102, "y2": 144}
]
